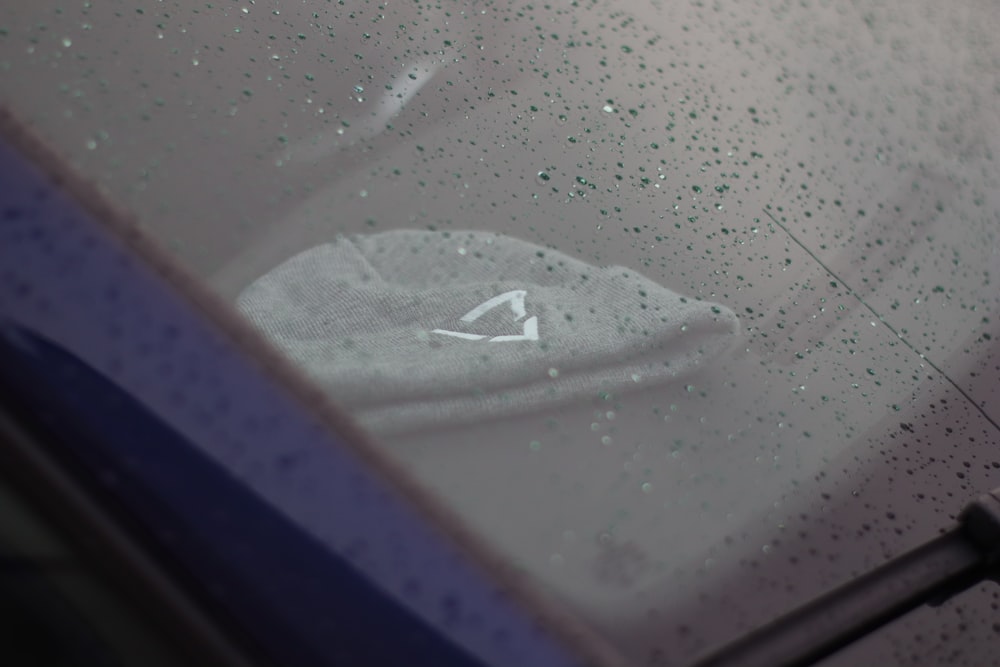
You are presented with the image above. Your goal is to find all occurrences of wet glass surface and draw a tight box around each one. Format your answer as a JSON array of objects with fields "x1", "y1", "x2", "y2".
[{"x1": 2, "y1": 1, "x2": 999, "y2": 664}]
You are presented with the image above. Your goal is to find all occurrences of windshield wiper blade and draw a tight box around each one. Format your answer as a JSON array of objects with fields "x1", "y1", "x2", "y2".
[{"x1": 689, "y1": 489, "x2": 1000, "y2": 667}]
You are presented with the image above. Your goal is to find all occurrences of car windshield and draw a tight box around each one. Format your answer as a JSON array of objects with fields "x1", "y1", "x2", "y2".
[{"x1": 2, "y1": 1, "x2": 999, "y2": 664}]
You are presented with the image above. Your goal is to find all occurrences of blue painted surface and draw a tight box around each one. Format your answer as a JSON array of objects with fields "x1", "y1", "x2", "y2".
[{"x1": 0, "y1": 135, "x2": 588, "y2": 667}]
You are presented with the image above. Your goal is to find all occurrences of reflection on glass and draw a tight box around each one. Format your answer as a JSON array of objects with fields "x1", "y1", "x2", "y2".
[{"x1": 3, "y1": 0, "x2": 1000, "y2": 663}]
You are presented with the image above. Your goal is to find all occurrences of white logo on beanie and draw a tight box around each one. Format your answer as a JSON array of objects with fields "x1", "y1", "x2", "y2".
[{"x1": 432, "y1": 290, "x2": 540, "y2": 342}]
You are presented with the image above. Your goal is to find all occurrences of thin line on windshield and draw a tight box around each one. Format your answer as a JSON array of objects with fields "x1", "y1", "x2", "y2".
[{"x1": 763, "y1": 207, "x2": 1000, "y2": 436}]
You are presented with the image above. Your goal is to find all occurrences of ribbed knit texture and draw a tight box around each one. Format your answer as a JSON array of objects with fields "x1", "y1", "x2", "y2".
[{"x1": 236, "y1": 230, "x2": 740, "y2": 435}]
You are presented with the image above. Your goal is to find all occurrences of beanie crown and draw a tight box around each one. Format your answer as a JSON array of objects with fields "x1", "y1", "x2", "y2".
[{"x1": 237, "y1": 230, "x2": 740, "y2": 435}]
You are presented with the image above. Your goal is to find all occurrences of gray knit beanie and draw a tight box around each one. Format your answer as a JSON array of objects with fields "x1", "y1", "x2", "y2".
[{"x1": 235, "y1": 230, "x2": 740, "y2": 435}]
